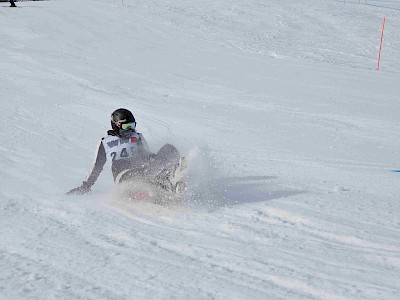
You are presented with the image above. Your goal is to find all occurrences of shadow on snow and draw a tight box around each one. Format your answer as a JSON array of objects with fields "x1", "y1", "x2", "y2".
[{"x1": 185, "y1": 175, "x2": 304, "y2": 209}]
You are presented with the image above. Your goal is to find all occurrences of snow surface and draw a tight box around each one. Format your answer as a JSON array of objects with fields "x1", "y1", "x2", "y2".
[{"x1": 1, "y1": 0, "x2": 400, "y2": 299}]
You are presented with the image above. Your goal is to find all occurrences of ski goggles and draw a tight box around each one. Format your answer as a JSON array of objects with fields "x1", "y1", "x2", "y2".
[
  {"x1": 112, "y1": 119, "x2": 136, "y2": 130},
  {"x1": 121, "y1": 122, "x2": 136, "y2": 130}
]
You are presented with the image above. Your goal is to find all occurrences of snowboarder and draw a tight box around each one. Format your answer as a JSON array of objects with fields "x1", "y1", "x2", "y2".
[
  {"x1": 10, "y1": 0, "x2": 16, "y2": 7},
  {"x1": 67, "y1": 108, "x2": 184, "y2": 195}
]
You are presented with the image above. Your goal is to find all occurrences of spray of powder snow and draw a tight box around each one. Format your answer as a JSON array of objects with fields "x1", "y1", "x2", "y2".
[
  {"x1": 183, "y1": 147, "x2": 229, "y2": 208},
  {"x1": 183, "y1": 147, "x2": 296, "y2": 209},
  {"x1": 103, "y1": 146, "x2": 279, "y2": 214},
  {"x1": 104, "y1": 180, "x2": 189, "y2": 220}
]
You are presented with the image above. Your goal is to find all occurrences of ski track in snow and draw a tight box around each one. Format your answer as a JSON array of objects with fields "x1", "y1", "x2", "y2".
[{"x1": 1, "y1": 0, "x2": 400, "y2": 299}]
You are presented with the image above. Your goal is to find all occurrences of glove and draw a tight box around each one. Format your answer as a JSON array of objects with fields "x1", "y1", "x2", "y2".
[{"x1": 66, "y1": 181, "x2": 91, "y2": 195}]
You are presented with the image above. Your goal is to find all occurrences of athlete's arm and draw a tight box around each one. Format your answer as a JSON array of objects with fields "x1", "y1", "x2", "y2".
[
  {"x1": 84, "y1": 139, "x2": 107, "y2": 187},
  {"x1": 67, "y1": 140, "x2": 107, "y2": 195}
]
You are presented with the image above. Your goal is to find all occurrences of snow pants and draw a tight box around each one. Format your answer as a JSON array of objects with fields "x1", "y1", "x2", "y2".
[{"x1": 116, "y1": 144, "x2": 180, "y2": 186}]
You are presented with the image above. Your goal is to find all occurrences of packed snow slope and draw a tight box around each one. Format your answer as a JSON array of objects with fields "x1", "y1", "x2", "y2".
[{"x1": 1, "y1": 0, "x2": 400, "y2": 299}]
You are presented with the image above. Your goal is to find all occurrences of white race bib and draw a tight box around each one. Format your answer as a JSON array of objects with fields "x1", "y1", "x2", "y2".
[{"x1": 102, "y1": 132, "x2": 141, "y2": 162}]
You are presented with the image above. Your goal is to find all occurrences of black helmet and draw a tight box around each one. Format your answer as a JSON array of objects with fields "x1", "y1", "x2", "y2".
[{"x1": 110, "y1": 108, "x2": 136, "y2": 131}]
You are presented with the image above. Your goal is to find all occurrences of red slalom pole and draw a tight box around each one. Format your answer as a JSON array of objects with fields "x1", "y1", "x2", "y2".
[{"x1": 377, "y1": 16, "x2": 386, "y2": 71}]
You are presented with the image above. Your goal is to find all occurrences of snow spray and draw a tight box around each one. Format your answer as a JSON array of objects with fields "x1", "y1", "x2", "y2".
[{"x1": 377, "y1": 16, "x2": 386, "y2": 71}]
